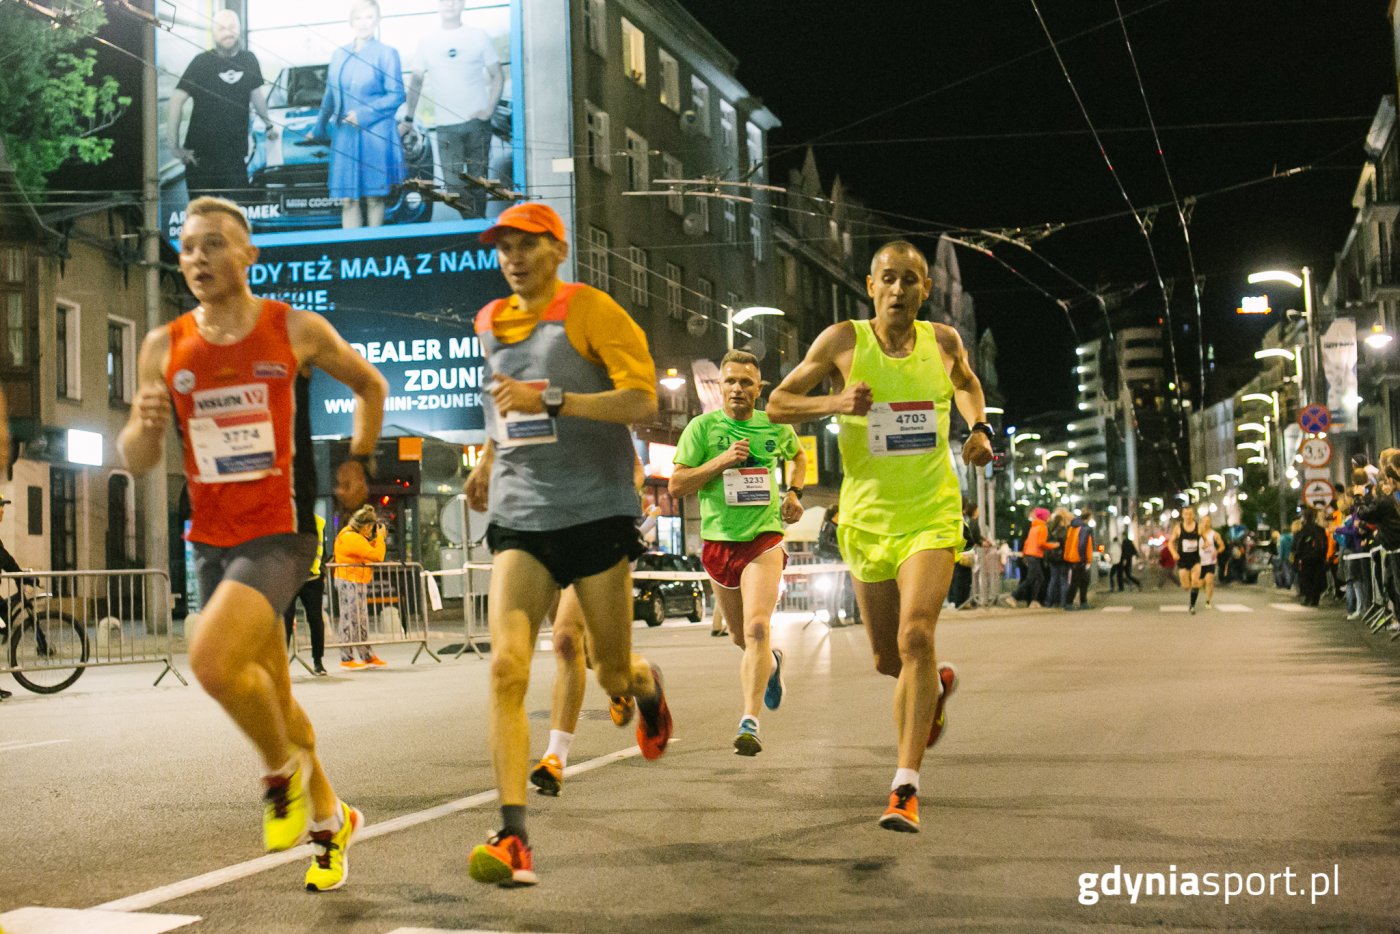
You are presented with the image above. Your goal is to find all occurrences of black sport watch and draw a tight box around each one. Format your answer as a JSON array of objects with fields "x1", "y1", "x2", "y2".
[
  {"x1": 542, "y1": 386, "x2": 565, "y2": 418},
  {"x1": 970, "y1": 421, "x2": 995, "y2": 441}
]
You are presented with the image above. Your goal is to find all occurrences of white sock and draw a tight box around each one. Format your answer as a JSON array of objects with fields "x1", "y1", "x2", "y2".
[
  {"x1": 268, "y1": 756, "x2": 298, "y2": 781},
  {"x1": 739, "y1": 715, "x2": 760, "y2": 732},
  {"x1": 544, "y1": 730, "x2": 574, "y2": 767},
  {"x1": 892, "y1": 768, "x2": 920, "y2": 792},
  {"x1": 310, "y1": 802, "x2": 344, "y2": 834}
]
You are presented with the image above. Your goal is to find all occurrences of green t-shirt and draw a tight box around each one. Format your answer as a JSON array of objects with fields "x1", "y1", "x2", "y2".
[{"x1": 674, "y1": 409, "x2": 801, "y2": 542}]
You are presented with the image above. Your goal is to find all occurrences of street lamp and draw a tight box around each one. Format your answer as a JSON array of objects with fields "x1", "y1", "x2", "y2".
[
  {"x1": 659, "y1": 367, "x2": 687, "y2": 391},
  {"x1": 1235, "y1": 423, "x2": 1267, "y2": 434},
  {"x1": 1253, "y1": 348, "x2": 1295, "y2": 361},
  {"x1": 1365, "y1": 323, "x2": 1393, "y2": 349},
  {"x1": 727, "y1": 305, "x2": 785, "y2": 351},
  {"x1": 1247, "y1": 270, "x2": 1303, "y2": 289},
  {"x1": 1249, "y1": 266, "x2": 1318, "y2": 404}
]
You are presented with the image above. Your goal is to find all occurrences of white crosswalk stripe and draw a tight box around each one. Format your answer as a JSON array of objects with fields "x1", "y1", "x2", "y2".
[
  {"x1": 1101, "y1": 606, "x2": 1132, "y2": 613},
  {"x1": 1213, "y1": 604, "x2": 1252, "y2": 613},
  {"x1": 1160, "y1": 605, "x2": 1190, "y2": 612},
  {"x1": 0, "y1": 907, "x2": 200, "y2": 933},
  {"x1": 1269, "y1": 603, "x2": 1309, "y2": 613}
]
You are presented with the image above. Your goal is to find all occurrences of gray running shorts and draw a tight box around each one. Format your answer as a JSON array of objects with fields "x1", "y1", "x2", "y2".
[{"x1": 193, "y1": 533, "x2": 318, "y2": 617}]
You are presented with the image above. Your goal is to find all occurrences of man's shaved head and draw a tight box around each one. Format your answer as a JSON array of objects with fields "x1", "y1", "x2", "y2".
[{"x1": 870, "y1": 240, "x2": 929, "y2": 277}]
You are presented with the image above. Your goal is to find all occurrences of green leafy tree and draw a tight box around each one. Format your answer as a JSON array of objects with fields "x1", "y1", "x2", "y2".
[{"x1": 0, "y1": 0, "x2": 129, "y2": 197}]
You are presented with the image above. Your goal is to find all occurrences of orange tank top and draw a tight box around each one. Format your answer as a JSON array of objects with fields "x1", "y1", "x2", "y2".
[{"x1": 165, "y1": 300, "x2": 301, "y2": 546}]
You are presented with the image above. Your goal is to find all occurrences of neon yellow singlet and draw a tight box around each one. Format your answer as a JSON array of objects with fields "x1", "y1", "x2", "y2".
[{"x1": 836, "y1": 319, "x2": 963, "y2": 540}]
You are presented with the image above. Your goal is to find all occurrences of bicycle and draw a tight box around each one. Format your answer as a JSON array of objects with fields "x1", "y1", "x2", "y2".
[{"x1": 0, "y1": 581, "x2": 88, "y2": 694}]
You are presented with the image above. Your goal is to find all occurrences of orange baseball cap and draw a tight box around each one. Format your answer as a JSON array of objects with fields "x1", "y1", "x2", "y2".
[{"x1": 480, "y1": 202, "x2": 567, "y2": 244}]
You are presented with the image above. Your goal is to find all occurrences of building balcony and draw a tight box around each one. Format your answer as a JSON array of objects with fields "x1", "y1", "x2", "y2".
[
  {"x1": 1362, "y1": 175, "x2": 1400, "y2": 226},
  {"x1": 1369, "y1": 253, "x2": 1400, "y2": 299}
]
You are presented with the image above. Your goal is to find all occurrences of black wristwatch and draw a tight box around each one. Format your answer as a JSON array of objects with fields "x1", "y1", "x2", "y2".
[
  {"x1": 970, "y1": 421, "x2": 995, "y2": 441},
  {"x1": 542, "y1": 386, "x2": 565, "y2": 418},
  {"x1": 786, "y1": 487, "x2": 804, "y2": 500}
]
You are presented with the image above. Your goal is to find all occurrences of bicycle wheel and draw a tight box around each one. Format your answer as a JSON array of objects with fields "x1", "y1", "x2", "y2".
[{"x1": 9, "y1": 612, "x2": 88, "y2": 694}]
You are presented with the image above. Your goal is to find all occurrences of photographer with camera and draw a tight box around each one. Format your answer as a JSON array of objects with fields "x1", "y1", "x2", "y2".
[{"x1": 333, "y1": 505, "x2": 388, "y2": 671}]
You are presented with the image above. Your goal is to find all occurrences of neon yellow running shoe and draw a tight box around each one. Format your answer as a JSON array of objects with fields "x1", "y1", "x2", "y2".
[
  {"x1": 305, "y1": 801, "x2": 363, "y2": 892},
  {"x1": 262, "y1": 760, "x2": 310, "y2": 852}
]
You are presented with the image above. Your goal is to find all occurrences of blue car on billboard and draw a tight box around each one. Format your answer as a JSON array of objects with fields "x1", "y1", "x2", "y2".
[{"x1": 244, "y1": 63, "x2": 509, "y2": 234}]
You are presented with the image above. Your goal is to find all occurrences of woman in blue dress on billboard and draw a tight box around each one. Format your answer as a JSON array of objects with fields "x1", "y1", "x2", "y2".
[{"x1": 316, "y1": 0, "x2": 406, "y2": 229}]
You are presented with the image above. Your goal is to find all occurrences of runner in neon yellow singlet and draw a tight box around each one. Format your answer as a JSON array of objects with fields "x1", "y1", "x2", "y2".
[{"x1": 769, "y1": 240, "x2": 994, "y2": 834}]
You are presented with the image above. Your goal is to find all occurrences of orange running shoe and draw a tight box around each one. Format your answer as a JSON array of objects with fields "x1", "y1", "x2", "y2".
[
  {"x1": 635, "y1": 664, "x2": 673, "y2": 760},
  {"x1": 365, "y1": 655, "x2": 388, "y2": 668},
  {"x1": 340, "y1": 659, "x2": 368, "y2": 672},
  {"x1": 926, "y1": 662, "x2": 959, "y2": 749},
  {"x1": 879, "y1": 784, "x2": 920, "y2": 833},
  {"x1": 609, "y1": 694, "x2": 635, "y2": 727},
  {"x1": 530, "y1": 754, "x2": 564, "y2": 797},
  {"x1": 469, "y1": 832, "x2": 537, "y2": 887}
]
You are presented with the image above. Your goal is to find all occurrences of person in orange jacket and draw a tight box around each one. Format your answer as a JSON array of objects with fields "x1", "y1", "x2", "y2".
[
  {"x1": 1004, "y1": 507, "x2": 1051, "y2": 607},
  {"x1": 333, "y1": 504, "x2": 387, "y2": 670}
]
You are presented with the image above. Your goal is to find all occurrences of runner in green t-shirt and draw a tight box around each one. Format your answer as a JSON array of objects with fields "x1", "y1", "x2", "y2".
[{"x1": 671, "y1": 350, "x2": 807, "y2": 755}]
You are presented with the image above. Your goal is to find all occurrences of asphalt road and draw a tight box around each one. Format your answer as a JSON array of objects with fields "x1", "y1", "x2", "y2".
[{"x1": 4, "y1": 580, "x2": 1400, "y2": 932}]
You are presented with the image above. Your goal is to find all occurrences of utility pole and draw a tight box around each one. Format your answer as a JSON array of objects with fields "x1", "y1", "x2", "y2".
[{"x1": 140, "y1": 0, "x2": 168, "y2": 576}]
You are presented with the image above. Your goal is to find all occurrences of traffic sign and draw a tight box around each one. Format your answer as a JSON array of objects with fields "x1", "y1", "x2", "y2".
[
  {"x1": 1303, "y1": 479, "x2": 1335, "y2": 508},
  {"x1": 1298, "y1": 437, "x2": 1332, "y2": 468},
  {"x1": 1298, "y1": 404, "x2": 1330, "y2": 434}
]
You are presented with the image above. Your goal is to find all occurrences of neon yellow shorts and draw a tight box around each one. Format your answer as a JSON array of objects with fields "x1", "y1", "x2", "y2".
[{"x1": 837, "y1": 522, "x2": 964, "y2": 583}]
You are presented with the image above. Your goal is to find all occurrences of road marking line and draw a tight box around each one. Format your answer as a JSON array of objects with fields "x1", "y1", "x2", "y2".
[
  {"x1": 1159, "y1": 605, "x2": 1190, "y2": 613},
  {"x1": 387, "y1": 929, "x2": 571, "y2": 934},
  {"x1": 93, "y1": 744, "x2": 646, "y2": 913},
  {"x1": 1214, "y1": 604, "x2": 1252, "y2": 613},
  {"x1": 1269, "y1": 603, "x2": 1308, "y2": 613},
  {"x1": 1101, "y1": 606, "x2": 1132, "y2": 613},
  {"x1": 0, "y1": 739, "x2": 70, "y2": 753},
  {"x1": 0, "y1": 907, "x2": 200, "y2": 933}
]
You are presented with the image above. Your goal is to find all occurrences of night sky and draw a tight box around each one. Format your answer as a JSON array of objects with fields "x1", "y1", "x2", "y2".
[{"x1": 682, "y1": 0, "x2": 1395, "y2": 421}]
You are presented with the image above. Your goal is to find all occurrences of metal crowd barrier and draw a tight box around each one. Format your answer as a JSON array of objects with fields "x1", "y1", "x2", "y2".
[
  {"x1": 0, "y1": 568, "x2": 186, "y2": 692},
  {"x1": 1345, "y1": 547, "x2": 1400, "y2": 638},
  {"x1": 315, "y1": 561, "x2": 441, "y2": 667}
]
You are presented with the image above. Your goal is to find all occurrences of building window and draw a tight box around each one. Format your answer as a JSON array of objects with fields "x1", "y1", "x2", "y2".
[
  {"x1": 720, "y1": 101, "x2": 738, "y2": 162},
  {"x1": 625, "y1": 129, "x2": 649, "y2": 190},
  {"x1": 746, "y1": 122, "x2": 764, "y2": 178},
  {"x1": 107, "y1": 472, "x2": 134, "y2": 568},
  {"x1": 583, "y1": 0, "x2": 606, "y2": 55},
  {"x1": 691, "y1": 195, "x2": 711, "y2": 234},
  {"x1": 751, "y1": 213, "x2": 765, "y2": 262},
  {"x1": 697, "y1": 276, "x2": 715, "y2": 325},
  {"x1": 658, "y1": 49, "x2": 680, "y2": 111},
  {"x1": 726, "y1": 290, "x2": 742, "y2": 321},
  {"x1": 107, "y1": 316, "x2": 135, "y2": 405},
  {"x1": 620, "y1": 17, "x2": 646, "y2": 85},
  {"x1": 661, "y1": 154, "x2": 684, "y2": 213},
  {"x1": 586, "y1": 101, "x2": 611, "y2": 172},
  {"x1": 50, "y1": 466, "x2": 77, "y2": 572},
  {"x1": 56, "y1": 301, "x2": 80, "y2": 400},
  {"x1": 4, "y1": 293, "x2": 25, "y2": 368},
  {"x1": 665, "y1": 262, "x2": 684, "y2": 320},
  {"x1": 780, "y1": 251, "x2": 798, "y2": 295},
  {"x1": 722, "y1": 200, "x2": 738, "y2": 244},
  {"x1": 689, "y1": 77, "x2": 711, "y2": 136},
  {"x1": 584, "y1": 227, "x2": 610, "y2": 289},
  {"x1": 628, "y1": 246, "x2": 649, "y2": 307}
]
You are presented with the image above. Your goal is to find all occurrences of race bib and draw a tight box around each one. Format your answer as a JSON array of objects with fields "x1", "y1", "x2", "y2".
[
  {"x1": 1181, "y1": 539, "x2": 1198, "y2": 553},
  {"x1": 495, "y1": 378, "x2": 557, "y2": 447},
  {"x1": 867, "y1": 401, "x2": 937, "y2": 456},
  {"x1": 189, "y1": 410, "x2": 276, "y2": 483},
  {"x1": 723, "y1": 467, "x2": 772, "y2": 506}
]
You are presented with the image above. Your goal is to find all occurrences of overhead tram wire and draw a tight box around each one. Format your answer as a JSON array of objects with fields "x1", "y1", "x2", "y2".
[
  {"x1": 752, "y1": 0, "x2": 1182, "y2": 179},
  {"x1": 1029, "y1": 0, "x2": 1190, "y2": 475},
  {"x1": 1114, "y1": 0, "x2": 1206, "y2": 411}
]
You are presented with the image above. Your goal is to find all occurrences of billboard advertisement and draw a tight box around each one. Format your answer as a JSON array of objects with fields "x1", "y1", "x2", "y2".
[
  {"x1": 156, "y1": 0, "x2": 575, "y2": 443},
  {"x1": 157, "y1": 0, "x2": 521, "y2": 244}
]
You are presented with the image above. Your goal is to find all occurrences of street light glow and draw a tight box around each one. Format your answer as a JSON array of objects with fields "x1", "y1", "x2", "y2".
[
  {"x1": 1236, "y1": 441, "x2": 1266, "y2": 453},
  {"x1": 984, "y1": 406, "x2": 1004, "y2": 416},
  {"x1": 1365, "y1": 324, "x2": 1393, "y2": 349},
  {"x1": 1010, "y1": 433, "x2": 1041, "y2": 447},
  {"x1": 1240, "y1": 393, "x2": 1275, "y2": 405},
  {"x1": 1254, "y1": 348, "x2": 1296, "y2": 361},
  {"x1": 1248, "y1": 270, "x2": 1303, "y2": 288},
  {"x1": 1236, "y1": 422, "x2": 1267, "y2": 433}
]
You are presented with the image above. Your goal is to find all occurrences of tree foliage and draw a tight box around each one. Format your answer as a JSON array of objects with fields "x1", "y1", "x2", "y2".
[{"x1": 0, "y1": 0, "x2": 130, "y2": 197}]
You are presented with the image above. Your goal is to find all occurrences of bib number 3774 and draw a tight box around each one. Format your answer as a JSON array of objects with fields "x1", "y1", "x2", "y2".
[{"x1": 867, "y1": 401, "x2": 937, "y2": 456}]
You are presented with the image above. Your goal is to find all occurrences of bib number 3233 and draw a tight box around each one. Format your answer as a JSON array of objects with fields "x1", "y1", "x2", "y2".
[
  {"x1": 722, "y1": 467, "x2": 771, "y2": 506},
  {"x1": 867, "y1": 401, "x2": 937, "y2": 456}
]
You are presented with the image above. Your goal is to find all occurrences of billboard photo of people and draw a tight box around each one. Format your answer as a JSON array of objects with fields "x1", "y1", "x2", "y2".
[{"x1": 157, "y1": 0, "x2": 519, "y2": 244}]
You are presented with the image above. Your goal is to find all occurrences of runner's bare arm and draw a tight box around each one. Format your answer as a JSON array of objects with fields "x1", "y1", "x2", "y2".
[
  {"x1": 767, "y1": 323, "x2": 868, "y2": 424},
  {"x1": 491, "y1": 375, "x2": 657, "y2": 426},
  {"x1": 465, "y1": 438, "x2": 494, "y2": 512},
  {"x1": 291, "y1": 309, "x2": 388, "y2": 457},
  {"x1": 118, "y1": 326, "x2": 174, "y2": 475},
  {"x1": 935, "y1": 323, "x2": 993, "y2": 467},
  {"x1": 669, "y1": 440, "x2": 749, "y2": 498},
  {"x1": 781, "y1": 446, "x2": 807, "y2": 523}
]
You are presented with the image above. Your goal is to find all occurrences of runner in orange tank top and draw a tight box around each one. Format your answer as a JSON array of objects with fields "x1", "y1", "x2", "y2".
[{"x1": 118, "y1": 196, "x2": 387, "y2": 893}]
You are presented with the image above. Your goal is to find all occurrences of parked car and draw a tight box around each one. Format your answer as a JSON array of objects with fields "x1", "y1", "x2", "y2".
[{"x1": 633, "y1": 552, "x2": 705, "y2": 627}]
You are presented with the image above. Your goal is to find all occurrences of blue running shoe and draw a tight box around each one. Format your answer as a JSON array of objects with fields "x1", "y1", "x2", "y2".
[
  {"x1": 733, "y1": 717, "x2": 762, "y2": 756},
  {"x1": 764, "y1": 648, "x2": 785, "y2": 710}
]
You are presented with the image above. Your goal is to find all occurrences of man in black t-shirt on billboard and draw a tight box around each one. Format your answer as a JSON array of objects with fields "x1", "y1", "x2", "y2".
[{"x1": 167, "y1": 10, "x2": 276, "y2": 198}]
